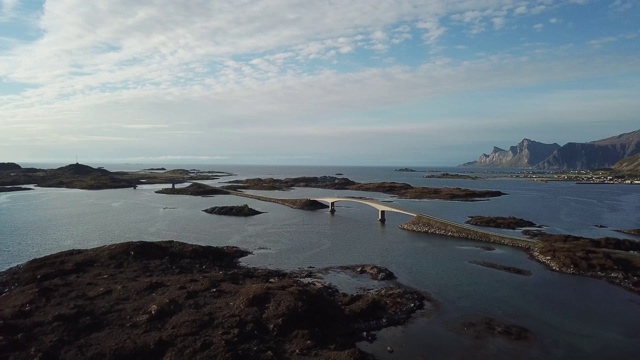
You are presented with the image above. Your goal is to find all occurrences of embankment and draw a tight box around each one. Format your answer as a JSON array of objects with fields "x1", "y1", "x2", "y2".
[{"x1": 399, "y1": 215, "x2": 537, "y2": 250}]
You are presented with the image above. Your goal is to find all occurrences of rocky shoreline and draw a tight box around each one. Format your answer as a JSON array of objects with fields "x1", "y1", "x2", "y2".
[
  {"x1": 0, "y1": 241, "x2": 430, "y2": 359},
  {"x1": 399, "y1": 216, "x2": 640, "y2": 294},
  {"x1": 225, "y1": 176, "x2": 505, "y2": 201},
  {"x1": 0, "y1": 186, "x2": 32, "y2": 193}
]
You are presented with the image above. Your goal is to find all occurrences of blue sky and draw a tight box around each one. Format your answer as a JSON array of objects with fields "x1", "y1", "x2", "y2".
[{"x1": 1, "y1": 0, "x2": 639, "y2": 166}]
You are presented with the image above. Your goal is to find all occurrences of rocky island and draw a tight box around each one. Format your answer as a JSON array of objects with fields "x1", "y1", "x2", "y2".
[
  {"x1": 424, "y1": 173, "x2": 481, "y2": 180},
  {"x1": 466, "y1": 216, "x2": 541, "y2": 230},
  {"x1": 156, "y1": 182, "x2": 229, "y2": 196},
  {"x1": 202, "y1": 204, "x2": 264, "y2": 217},
  {"x1": 225, "y1": 176, "x2": 505, "y2": 201},
  {"x1": 0, "y1": 241, "x2": 430, "y2": 359}
]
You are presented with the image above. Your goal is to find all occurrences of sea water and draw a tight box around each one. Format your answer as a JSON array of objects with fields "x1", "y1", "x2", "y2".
[{"x1": 1, "y1": 165, "x2": 639, "y2": 358}]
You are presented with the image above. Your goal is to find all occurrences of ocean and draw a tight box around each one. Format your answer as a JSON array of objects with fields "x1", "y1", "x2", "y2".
[{"x1": 1, "y1": 164, "x2": 639, "y2": 358}]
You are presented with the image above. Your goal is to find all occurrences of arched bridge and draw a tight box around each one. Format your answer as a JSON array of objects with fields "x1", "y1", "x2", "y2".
[{"x1": 313, "y1": 197, "x2": 417, "y2": 223}]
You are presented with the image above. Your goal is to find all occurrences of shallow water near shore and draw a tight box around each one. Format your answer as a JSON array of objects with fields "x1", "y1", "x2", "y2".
[{"x1": 2, "y1": 165, "x2": 640, "y2": 358}]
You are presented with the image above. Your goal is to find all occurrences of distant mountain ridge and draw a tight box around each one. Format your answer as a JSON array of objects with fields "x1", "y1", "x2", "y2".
[
  {"x1": 460, "y1": 139, "x2": 560, "y2": 168},
  {"x1": 461, "y1": 129, "x2": 640, "y2": 170}
]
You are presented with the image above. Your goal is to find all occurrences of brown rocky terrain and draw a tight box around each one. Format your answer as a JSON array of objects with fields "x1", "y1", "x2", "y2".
[
  {"x1": 0, "y1": 241, "x2": 429, "y2": 359},
  {"x1": 451, "y1": 316, "x2": 535, "y2": 343},
  {"x1": 225, "y1": 176, "x2": 505, "y2": 201},
  {"x1": 526, "y1": 233, "x2": 640, "y2": 293},
  {"x1": 0, "y1": 163, "x2": 230, "y2": 190},
  {"x1": 202, "y1": 204, "x2": 264, "y2": 216},
  {"x1": 156, "y1": 182, "x2": 229, "y2": 196},
  {"x1": 466, "y1": 216, "x2": 540, "y2": 230}
]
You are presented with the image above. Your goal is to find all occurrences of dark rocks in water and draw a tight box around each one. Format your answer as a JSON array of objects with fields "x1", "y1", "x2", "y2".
[
  {"x1": 452, "y1": 316, "x2": 535, "y2": 343},
  {"x1": 156, "y1": 182, "x2": 229, "y2": 196},
  {"x1": 616, "y1": 229, "x2": 640, "y2": 236},
  {"x1": 143, "y1": 167, "x2": 166, "y2": 171},
  {"x1": 593, "y1": 224, "x2": 608, "y2": 228},
  {"x1": 466, "y1": 216, "x2": 540, "y2": 230},
  {"x1": 0, "y1": 162, "x2": 21, "y2": 172},
  {"x1": 423, "y1": 173, "x2": 480, "y2": 180},
  {"x1": 335, "y1": 265, "x2": 397, "y2": 281},
  {"x1": 0, "y1": 241, "x2": 429, "y2": 359},
  {"x1": 521, "y1": 229, "x2": 547, "y2": 238},
  {"x1": 395, "y1": 168, "x2": 417, "y2": 172},
  {"x1": 0, "y1": 186, "x2": 32, "y2": 193},
  {"x1": 469, "y1": 260, "x2": 532, "y2": 276},
  {"x1": 202, "y1": 204, "x2": 264, "y2": 217}
]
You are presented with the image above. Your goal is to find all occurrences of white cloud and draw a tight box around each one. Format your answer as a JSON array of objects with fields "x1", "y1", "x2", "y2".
[
  {"x1": 0, "y1": 0, "x2": 18, "y2": 21},
  {"x1": 0, "y1": 0, "x2": 635, "y2": 165}
]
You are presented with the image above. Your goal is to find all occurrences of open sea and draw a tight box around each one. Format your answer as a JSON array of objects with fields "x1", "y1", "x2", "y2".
[{"x1": 2, "y1": 164, "x2": 640, "y2": 359}]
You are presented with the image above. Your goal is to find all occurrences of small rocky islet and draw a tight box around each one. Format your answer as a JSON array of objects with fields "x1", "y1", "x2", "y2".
[
  {"x1": 466, "y1": 216, "x2": 541, "y2": 230},
  {"x1": 202, "y1": 204, "x2": 264, "y2": 217}
]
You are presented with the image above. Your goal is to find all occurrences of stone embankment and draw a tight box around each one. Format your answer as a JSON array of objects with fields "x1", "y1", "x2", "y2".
[
  {"x1": 399, "y1": 215, "x2": 536, "y2": 250},
  {"x1": 228, "y1": 191, "x2": 328, "y2": 210}
]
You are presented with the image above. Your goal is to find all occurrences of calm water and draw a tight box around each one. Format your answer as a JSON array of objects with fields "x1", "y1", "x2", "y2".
[{"x1": 2, "y1": 165, "x2": 640, "y2": 359}]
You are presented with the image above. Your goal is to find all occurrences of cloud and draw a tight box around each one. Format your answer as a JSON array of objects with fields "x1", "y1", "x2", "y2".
[
  {"x1": 0, "y1": 0, "x2": 18, "y2": 21},
  {"x1": 0, "y1": 0, "x2": 636, "y2": 165}
]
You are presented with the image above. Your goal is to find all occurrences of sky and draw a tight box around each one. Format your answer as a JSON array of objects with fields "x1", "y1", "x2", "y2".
[{"x1": 0, "y1": 0, "x2": 639, "y2": 166}]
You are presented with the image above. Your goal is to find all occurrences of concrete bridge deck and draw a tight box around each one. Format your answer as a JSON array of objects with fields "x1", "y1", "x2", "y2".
[{"x1": 312, "y1": 197, "x2": 534, "y2": 246}]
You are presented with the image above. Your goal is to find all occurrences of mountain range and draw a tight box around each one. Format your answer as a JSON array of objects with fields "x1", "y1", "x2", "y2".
[{"x1": 460, "y1": 129, "x2": 640, "y2": 170}]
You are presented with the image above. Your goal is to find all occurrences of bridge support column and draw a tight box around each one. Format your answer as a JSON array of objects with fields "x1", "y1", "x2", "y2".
[
  {"x1": 378, "y1": 210, "x2": 386, "y2": 224},
  {"x1": 329, "y1": 202, "x2": 336, "y2": 214}
]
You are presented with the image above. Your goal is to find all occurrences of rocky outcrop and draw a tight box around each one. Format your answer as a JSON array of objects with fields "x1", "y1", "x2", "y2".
[
  {"x1": 0, "y1": 241, "x2": 430, "y2": 359},
  {"x1": 0, "y1": 162, "x2": 21, "y2": 172},
  {"x1": 156, "y1": 182, "x2": 229, "y2": 196},
  {"x1": 461, "y1": 139, "x2": 560, "y2": 168},
  {"x1": 202, "y1": 204, "x2": 264, "y2": 216},
  {"x1": 465, "y1": 216, "x2": 540, "y2": 230}
]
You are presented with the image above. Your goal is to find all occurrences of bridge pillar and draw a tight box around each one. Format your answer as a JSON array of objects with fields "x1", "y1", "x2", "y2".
[
  {"x1": 329, "y1": 201, "x2": 336, "y2": 214},
  {"x1": 378, "y1": 210, "x2": 386, "y2": 224}
]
